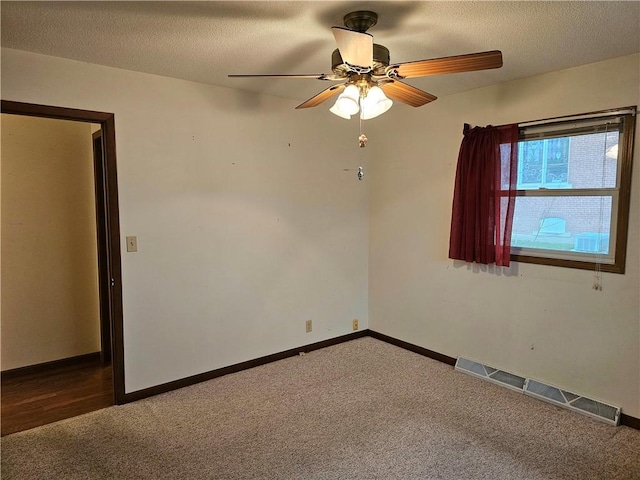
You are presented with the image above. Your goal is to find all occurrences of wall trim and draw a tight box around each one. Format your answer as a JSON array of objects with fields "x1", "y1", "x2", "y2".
[
  {"x1": 1, "y1": 352, "x2": 101, "y2": 378},
  {"x1": 122, "y1": 331, "x2": 369, "y2": 403},
  {"x1": 120, "y1": 328, "x2": 639, "y2": 431},
  {"x1": 620, "y1": 414, "x2": 640, "y2": 430},
  {"x1": 368, "y1": 330, "x2": 457, "y2": 366},
  {"x1": 368, "y1": 331, "x2": 639, "y2": 430}
]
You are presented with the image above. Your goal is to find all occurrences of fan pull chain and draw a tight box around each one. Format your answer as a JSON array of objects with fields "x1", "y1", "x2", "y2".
[
  {"x1": 357, "y1": 101, "x2": 366, "y2": 180},
  {"x1": 358, "y1": 104, "x2": 368, "y2": 148}
]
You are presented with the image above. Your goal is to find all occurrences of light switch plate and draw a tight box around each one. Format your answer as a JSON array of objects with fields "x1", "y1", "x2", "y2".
[{"x1": 126, "y1": 236, "x2": 138, "y2": 252}]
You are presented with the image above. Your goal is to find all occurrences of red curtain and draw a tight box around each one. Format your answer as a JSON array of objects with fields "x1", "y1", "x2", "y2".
[{"x1": 449, "y1": 123, "x2": 518, "y2": 267}]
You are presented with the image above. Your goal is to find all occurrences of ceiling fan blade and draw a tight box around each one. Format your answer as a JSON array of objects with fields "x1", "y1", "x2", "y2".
[
  {"x1": 228, "y1": 73, "x2": 340, "y2": 81},
  {"x1": 392, "y1": 50, "x2": 503, "y2": 79},
  {"x1": 380, "y1": 80, "x2": 437, "y2": 107},
  {"x1": 331, "y1": 27, "x2": 373, "y2": 69},
  {"x1": 296, "y1": 83, "x2": 346, "y2": 109}
]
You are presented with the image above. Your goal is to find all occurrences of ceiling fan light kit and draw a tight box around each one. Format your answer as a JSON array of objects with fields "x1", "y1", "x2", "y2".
[
  {"x1": 329, "y1": 83, "x2": 393, "y2": 120},
  {"x1": 359, "y1": 86, "x2": 393, "y2": 120},
  {"x1": 332, "y1": 84, "x2": 360, "y2": 117},
  {"x1": 329, "y1": 102, "x2": 351, "y2": 120}
]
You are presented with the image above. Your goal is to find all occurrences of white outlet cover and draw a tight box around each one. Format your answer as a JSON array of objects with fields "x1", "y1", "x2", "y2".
[{"x1": 126, "y1": 236, "x2": 138, "y2": 252}]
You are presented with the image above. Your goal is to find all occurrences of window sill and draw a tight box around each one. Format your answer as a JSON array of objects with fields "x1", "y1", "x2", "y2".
[{"x1": 511, "y1": 253, "x2": 624, "y2": 274}]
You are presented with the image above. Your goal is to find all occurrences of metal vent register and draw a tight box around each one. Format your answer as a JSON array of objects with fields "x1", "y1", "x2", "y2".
[
  {"x1": 524, "y1": 379, "x2": 620, "y2": 425},
  {"x1": 455, "y1": 357, "x2": 620, "y2": 425},
  {"x1": 455, "y1": 357, "x2": 526, "y2": 392}
]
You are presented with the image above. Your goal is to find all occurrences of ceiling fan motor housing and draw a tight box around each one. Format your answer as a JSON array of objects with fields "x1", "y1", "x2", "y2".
[{"x1": 331, "y1": 44, "x2": 390, "y2": 76}]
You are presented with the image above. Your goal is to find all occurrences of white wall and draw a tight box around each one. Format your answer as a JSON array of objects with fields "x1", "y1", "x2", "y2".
[
  {"x1": 369, "y1": 54, "x2": 640, "y2": 417},
  {"x1": 1, "y1": 115, "x2": 101, "y2": 370},
  {"x1": 1, "y1": 48, "x2": 369, "y2": 393}
]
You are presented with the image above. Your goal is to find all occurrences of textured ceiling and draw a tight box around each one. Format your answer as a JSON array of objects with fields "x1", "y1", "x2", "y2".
[{"x1": 2, "y1": 1, "x2": 639, "y2": 104}]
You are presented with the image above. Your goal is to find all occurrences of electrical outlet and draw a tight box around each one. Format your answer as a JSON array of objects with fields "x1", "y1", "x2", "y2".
[
  {"x1": 306, "y1": 320, "x2": 312, "y2": 333},
  {"x1": 353, "y1": 319, "x2": 359, "y2": 331}
]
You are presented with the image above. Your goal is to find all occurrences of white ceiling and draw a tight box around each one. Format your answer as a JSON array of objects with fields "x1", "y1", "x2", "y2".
[{"x1": 2, "y1": 1, "x2": 639, "y2": 105}]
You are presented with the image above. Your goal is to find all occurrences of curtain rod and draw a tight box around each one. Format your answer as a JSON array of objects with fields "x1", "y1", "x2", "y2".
[{"x1": 518, "y1": 106, "x2": 636, "y2": 128}]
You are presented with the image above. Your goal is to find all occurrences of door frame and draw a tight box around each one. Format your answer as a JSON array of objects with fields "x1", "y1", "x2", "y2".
[
  {"x1": 92, "y1": 130, "x2": 112, "y2": 365},
  {"x1": 1, "y1": 100, "x2": 126, "y2": 404}
]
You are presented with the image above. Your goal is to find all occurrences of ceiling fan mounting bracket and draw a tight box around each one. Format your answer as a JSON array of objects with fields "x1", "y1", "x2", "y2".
[
  {"x1": 385, "y1": 68, "x2": 405, "y2": 80},
  {"x1": 343, "y1": 11, "x2": 378, "y2": 33}
]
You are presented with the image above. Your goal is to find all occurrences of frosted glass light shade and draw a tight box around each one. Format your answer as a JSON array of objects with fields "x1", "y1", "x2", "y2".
[
  {"x1": 330, "y1": 103, "x2": 352, "y2": 119},
  {"x1": 360, "y1": 86, "x2": 392, "y2": 120},
  {"x1": 330, "y1": 84, "x2": 360, "y2": 119}
]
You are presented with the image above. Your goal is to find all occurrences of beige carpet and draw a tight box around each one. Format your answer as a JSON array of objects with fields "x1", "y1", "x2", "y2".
[{"x1": 2, "y1": 337, "x2": 639, "y2": 479}]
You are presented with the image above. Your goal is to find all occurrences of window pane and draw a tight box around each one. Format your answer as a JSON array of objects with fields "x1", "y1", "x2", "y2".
[
  {"x1": 519, "y1": 140, "x2": 544, "y2": 184},
  {"x1": 515, "y1": 131, "x2": 618, "y2": 190},
  {"x1": 568, "y1": 131, "x2": 619, "y2": 189},
  {"x1": 545, "y1": 137, "x2": 569, "y2": 184},
  {"x1": 511, "y1": 196, "x2": 612, "y2": 254}
]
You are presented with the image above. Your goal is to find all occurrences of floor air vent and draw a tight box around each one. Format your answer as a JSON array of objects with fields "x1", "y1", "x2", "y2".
[
  {"x1": 455, "y1": 357, "x2": 526, "y2": 392},
  {"x1": 524, "y1": 379, "x2": 620, "y2": 426},
  {"x1": 455, "y1": 358, "x2": 621, "y2": 426}
]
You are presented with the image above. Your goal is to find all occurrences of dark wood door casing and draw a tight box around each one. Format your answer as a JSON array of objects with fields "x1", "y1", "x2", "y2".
[
  {"x1": 1, "y1": 100, "x2": 125, "y2": 404},
  {"x1": 92, "y1": 130, "x2": 112, "y2": 365}
]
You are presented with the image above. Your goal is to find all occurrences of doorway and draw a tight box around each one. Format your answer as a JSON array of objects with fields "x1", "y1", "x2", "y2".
[{"x1": 0, "y1": 101, "x2": 125, "y2": 434}]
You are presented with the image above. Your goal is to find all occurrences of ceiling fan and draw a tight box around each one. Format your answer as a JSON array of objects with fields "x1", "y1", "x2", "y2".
[{"x1": 229, "y1": 11, "x2": 503, "y2": 120}]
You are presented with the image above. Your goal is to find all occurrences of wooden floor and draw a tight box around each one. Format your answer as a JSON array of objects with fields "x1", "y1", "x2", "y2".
[{"x1": 1, "y1": 358, "x2": 113, "y2": 436}]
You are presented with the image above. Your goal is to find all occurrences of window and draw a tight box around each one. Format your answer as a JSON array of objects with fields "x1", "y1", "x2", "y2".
[{"x1": 508, "y1": 107, "x2": 636, "y2": 273}]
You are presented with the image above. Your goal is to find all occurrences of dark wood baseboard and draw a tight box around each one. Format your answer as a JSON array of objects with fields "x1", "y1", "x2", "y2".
[
  {"x1": 121, "y1": 329, "x2": 639, "y2": 431},
  {"x1": 621, "y1": 413, "x2": 640, "y2": 430},
  {"x1": 123, "y1": 331, "x2": 369, "y2": 403},
  {"x1": 1, "y1": 352, "x2": 102, "y2": 379},
  {"x1": 367, "y1": 330, "x2": 639, "y2": 430},
  {"x1": 367, "y1": 330, "x2": 457, "y2": 366}
]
